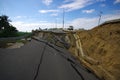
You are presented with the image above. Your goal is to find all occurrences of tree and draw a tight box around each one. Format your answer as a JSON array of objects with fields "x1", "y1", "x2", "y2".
[
  {"x1": 0, "y1": 15, "x2": 11, "y2": 30},
  {"x1": 68, "y1": 26, "x2": 74, "y2": 30},
  {"x1": 0, "y1": 15, "x2": 18, "y2": 37}
]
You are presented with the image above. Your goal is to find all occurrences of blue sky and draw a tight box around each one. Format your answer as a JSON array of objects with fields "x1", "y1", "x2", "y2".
[{"x1": 0, "y1": 0, "x2": 120, "y2": 32}]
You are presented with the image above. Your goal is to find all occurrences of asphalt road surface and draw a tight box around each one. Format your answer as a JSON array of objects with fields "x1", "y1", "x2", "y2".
[{"x1": 0, "y1": 39, "x2": 100, "y2": 80}]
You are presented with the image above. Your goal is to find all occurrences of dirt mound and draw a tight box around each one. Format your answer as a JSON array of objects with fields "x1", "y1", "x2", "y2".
[
  {"x1": 33, "y1": 31, "x2": 70, "y2": 49},
  {"x1": 33, "y1": 20, "x2": 120, "y2": 80},
  {"x1": 73, "y1": 20, "x2": 120, "y2": 80}
]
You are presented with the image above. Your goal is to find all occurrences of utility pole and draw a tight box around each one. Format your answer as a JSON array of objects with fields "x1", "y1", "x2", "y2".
[
  {"x1": 98, "y1": 11, "x2": 103, "y2": 26},
  {"x1": 62, "y1": 8, "x2": 65, "y2": 30},
  {"x1": 55, "y1": 18, "x2": 57, "y2": 28}
]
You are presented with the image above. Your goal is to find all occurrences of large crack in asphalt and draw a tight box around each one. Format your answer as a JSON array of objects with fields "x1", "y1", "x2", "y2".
[{"x1": 32, "y1": 37, "x2": 101, "y2": 80}]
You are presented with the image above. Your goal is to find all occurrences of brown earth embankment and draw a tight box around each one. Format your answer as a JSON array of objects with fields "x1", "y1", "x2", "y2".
[
  {"x1": 67, "y1": 19, "x2": 120, "y2": 80},
  {"x1": 32, "y1": 19, "x2": 120, "y2": 80}
]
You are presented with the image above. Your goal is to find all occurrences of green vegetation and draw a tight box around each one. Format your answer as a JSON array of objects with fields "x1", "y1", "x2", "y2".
[
  {"x1": 0, "y1": 15, "x2": 32, "y2": 48},
  {"x1": 68, "y1": 26, "x2": 74, "y2": 30},
  {"x1": 0, "y1": 15, "x2": 32, "y2": 38},
  {"x1": 0, "y1": 15, "x2": 18, "y2": 37},
  {"x1": 16, "y1": 32, "x2": 32, "y2": 36}
]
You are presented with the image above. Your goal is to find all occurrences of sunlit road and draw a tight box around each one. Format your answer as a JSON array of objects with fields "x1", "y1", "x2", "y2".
[{"x1": 0, "y1": 39, "x2": 100, "y2": 80}]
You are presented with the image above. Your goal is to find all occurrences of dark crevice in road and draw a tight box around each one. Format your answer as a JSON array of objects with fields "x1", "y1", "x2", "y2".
[
  {"x1": 67, "y1": 58, "x2": 75, "y2": 64},
  {"x1": 71, "y1": 63, "x2": 85, "y2": 80},
  {"x1": 0, "y1": 37, "x2": 101, "y2": 80},
  {"x1": 32, "y1": 37, "x2": 101, "y2": 80},
  {"x1": 32, "y1": 37, "x2": 68, "y2": 59},
  {"x1": 33, "y1": 43, "x2": 47, "y2": 80},
  {"x1": 67, "y1": 58, "x2": 85, "y2": 80},
  {"x1": 33, "y1": 37, "x2": 82, "y2": 68}
]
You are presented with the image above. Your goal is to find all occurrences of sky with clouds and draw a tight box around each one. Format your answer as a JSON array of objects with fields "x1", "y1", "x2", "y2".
[{"x1": 0, "y1": 0, "x2": 120, "y2": 32}]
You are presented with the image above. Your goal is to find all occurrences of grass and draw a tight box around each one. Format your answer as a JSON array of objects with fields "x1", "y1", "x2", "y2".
[
  {"x1": 16, "y1": 39, "x2": 28, "y2": 44},
  {"x1": 0, "y1": 31, "x2": 32, "y2": 38},
  {"x1": 16, "y1": 32, "x2": 32, "y2": 37},
  {"x1": 0, "y1": 31, "x2": 32, "y2": 48}
]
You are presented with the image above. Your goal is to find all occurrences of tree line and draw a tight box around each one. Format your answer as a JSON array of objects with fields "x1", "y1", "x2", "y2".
[{"x1": 0, "y1": 15, "x2": 18, "y2": 37}]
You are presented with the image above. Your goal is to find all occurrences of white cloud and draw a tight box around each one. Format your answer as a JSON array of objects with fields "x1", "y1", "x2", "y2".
[
  {"x1": 39, "y1": 10, "x2": 59, "y2": 13},
  {"x1": 96, "y1": 0, "x2": 106, "y2": 2},
  {"x1": 50, "y1": 13, "x2": 58, "y2": 16},
  {"x1": 11, "y1": 21, "x2": 63, "y2": 32},
  {"x1": 100, "y1": 4, "x2": 106, "y2": 7},
  {"x1": 15, "y1": 16, "x2": 22, "y2": 19},
  {"x1": 13, "y1": 16, "x2": 27, "y2": 19},
  {"x1": 114, "y1": 0, "x2": 120, "y2": 4},
  {"x1": 70, "y1": 14, "x2": 120, "y2": 29},
  {"x1": 115, "y1": 10, "x2": 120, "y2": 13},
  {"x1": 11, "y1": 14, "x2": 120, "y2": 32},
  {"x1": 82, "y1": 9, "x2": 95, "y2": 13},
  {"x1": 59, "y1": 0, "x2": 94, "y2": 12},
  {"x1": 42, "y1": 0, "x2": 53, "y2": 6},
  {"x1": 64, "y1": 0, "x2": 74, "y2": 3},
  {"x1": 102, "y1": 14, "x2": 120, "y2": 21},
  {"x1": 70, "y1": 18, "x2": 98, "y2": 29},
  {"x1": 39, "y1": 21, "x2": 48, "y2": 23}
]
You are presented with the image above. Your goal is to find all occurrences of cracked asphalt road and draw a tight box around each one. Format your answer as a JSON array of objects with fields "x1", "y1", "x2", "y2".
[{"x1": 0, "y1": 39, "x2": 100, "y2": 80}]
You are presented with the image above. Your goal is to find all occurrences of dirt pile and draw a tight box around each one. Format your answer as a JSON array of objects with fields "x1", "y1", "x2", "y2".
[
  {"x1": 33, "y1": 20, "x2": 120, "y2": 80},
  {"x1": 68, "y1": 19, "x2": 120, "y2": 80},
  {"x1": 33, "y1": 31, "x2": 70, "y2": 49}
]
